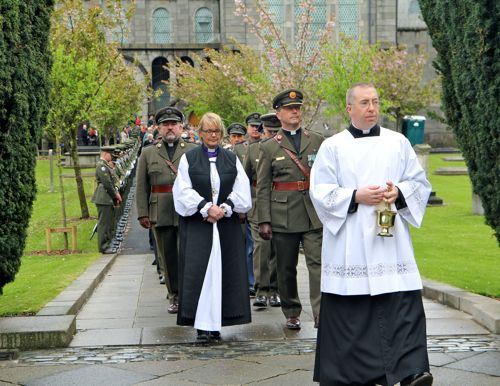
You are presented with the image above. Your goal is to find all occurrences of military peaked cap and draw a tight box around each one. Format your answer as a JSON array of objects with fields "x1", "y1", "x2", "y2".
[
  {"x1": 226, "y1": 123, "x2": 247, "y2": 136},
  {"x1": 260, "y1": 112, "x2": 281, "y2": 131},
  {"x1": 155, "y1": 107, "x2": 184, "y2": 124},
  {"x1": 245, "y1": 112, "x2": 262, "y2": 126},
  {"x1": 272, "y1": 89, "x2": 304, "y2": 109},
  {"x1": 100, "y1": 146, "x2": 115, "y2": 153}
]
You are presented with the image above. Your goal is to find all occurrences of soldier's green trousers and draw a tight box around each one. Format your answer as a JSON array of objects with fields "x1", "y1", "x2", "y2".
[
  {"x1": 96, "y1": 204, "x2": 115, "y2": 252},
  {"x1": 250, "y1": 220, "x2": 278, "y2": 297},
  {"x1": 153, "y1": 225, "x2": 179, "y2": 304},
  {"x1": 272, "y1": 229, "x2": 322, "y2": 319}
]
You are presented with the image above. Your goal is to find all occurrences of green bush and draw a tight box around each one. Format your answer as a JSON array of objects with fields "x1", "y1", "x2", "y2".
[
  {"x1": 419, "y1": 0, "x2": 500, "y2": 243},
  {"x1": 0, "y1": 1, "x2": 53, "y2": 293}
]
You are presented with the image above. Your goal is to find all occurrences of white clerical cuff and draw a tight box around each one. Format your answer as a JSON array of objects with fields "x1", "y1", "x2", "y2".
[
  {"x1": 200, "y1": 202, "x2": 213, "y2": 219},
  {"x1": 220, "y1": 203, "x2": 233, "y2": 217}
]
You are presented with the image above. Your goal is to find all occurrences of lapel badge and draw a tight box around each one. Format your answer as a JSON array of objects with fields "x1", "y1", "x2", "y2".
[
  {"x1": 276, "y1": 134, "x2": 283, "y2": 141},
  {"x1": 157, "y1": 143, "x2": 162, "y2": 148},
  {"x1": 180, "y1": 142, "x2": 185, "y2": 148},
  {"x1": 308, "y1": 152, "x2": 317, "y2": 167}
]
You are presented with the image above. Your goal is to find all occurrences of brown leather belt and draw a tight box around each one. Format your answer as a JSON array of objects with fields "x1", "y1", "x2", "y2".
[
  {"x1": 151, "y1": 184, "x2": 173, "y2": 193},
  {"x1": 272, "y1": 181, "x2": 309, "y2": 191}
]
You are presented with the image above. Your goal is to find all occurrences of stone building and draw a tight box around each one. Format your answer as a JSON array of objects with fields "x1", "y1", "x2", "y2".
[{"x1": 85, "y1": 0, "x2": 452, "y2": 145}]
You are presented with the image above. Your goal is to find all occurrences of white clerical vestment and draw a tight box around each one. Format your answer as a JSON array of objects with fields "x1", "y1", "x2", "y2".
[
  {"x1": 173, "y1": 153, "x2": 251, "y2": 331},
  {"x1": 310, "y1": 127, "x2": 431, "y2": 296}
]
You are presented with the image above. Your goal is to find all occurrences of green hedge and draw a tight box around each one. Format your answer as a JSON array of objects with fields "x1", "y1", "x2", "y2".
[
  {"x1": 419, "y1": 0, "x2": 500, "y2": 243},
  {"x1": 0, "y1": 1, "x2": 53, "y2": 293}
]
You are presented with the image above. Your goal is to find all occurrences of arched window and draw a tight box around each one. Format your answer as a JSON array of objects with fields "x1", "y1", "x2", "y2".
[
  {"x1": 195, "y1": 7, "x2": 214, "y2": 43},
  {"x1": 338, "y1": 0, "x2": 359, "y2": 38},
  {"x1": 152, "y1": 57, "x2": 170, "y2": 111},
  {"x1": 294, "y1": 0, "x2": 327, "y2": 55},
  {"x1": 153, "y1": 8, "x2": 171, "y2": 44}
]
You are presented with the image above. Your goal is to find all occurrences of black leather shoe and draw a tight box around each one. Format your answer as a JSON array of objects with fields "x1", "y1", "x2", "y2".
[
  {"x1": 196, "y1": 330, "x2": 210, "y2": 342},
  {"x1": 159, "y1": 276, "x2": 165, "y2": 285},
  {"x1": 102, "y1": 248, "x2": 114, "y2": 254},
  {"x1": 314, "y1": 316, "x2": 319, "y2": 329},
  {"x1": 269, "y1": 294, "x2": 281, "y2": 307},
  {"x1": 209, "y1": 331, "x2": 221, "y2": 341},
  {"x1": 401, "y1": 372, "x2": 433, "y2": 386},
  {"x1": 167, "y1": 303, "x2": 178, "y2": 314},
  {"x1": 253, "y1": 295, "x2": 268, "y2": 308},
  {"x1": 286, "y1": 317, "x2": 301, "y2": 330}
]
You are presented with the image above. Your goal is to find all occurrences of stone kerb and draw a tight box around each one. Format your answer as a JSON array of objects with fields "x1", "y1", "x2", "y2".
[
  {"x1": 423, "y1": 279, "x2": 500, "y2": 333},
  {"x1": 0, "y1": 253, "x2": 118, "y2": 350}
]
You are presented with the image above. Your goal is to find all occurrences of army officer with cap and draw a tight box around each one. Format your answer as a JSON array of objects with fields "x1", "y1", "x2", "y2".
[
  {"x1": 256, "y1": 89, "x2": 324, "y2": 330},
  {"x1": 136, "y1": 107, "x2": 197, "y2": 314},
  {"x1": 244, "y1": 113, "x2": 281, "y2": 308},
  {"x1": 92, "y1": 146, "x2": 122, "y2": 254},
  {"x1": 225, "y1": 123, "x2": 247, "y2": 163}
]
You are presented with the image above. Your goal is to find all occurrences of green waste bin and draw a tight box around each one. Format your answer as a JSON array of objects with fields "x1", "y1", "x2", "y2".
[{"x1": 402, "y1": 115, "x2": 426, "y2": 146}]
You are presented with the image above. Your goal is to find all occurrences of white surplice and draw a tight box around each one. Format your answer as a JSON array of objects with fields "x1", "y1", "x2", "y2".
[
  {"x1": 173, "y1": 153, "x2": 252, "y2": 331},
  {"x1": 310, "y1": 128, "x2": 431, "y2": 296}
]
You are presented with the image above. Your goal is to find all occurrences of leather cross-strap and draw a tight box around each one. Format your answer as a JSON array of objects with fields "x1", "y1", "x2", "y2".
[
  {"x1": 274, "y1": 136, "x2": 311, "y2": 180},
  {"x1": 151, "y1": 184, "x2": 173, "y2": 193}
]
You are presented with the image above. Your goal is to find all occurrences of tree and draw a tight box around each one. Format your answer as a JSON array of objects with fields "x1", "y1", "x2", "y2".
[
  {"x1": 171, "y1": 0, "x2": 334, "y2": 128},
  {"x1": 0, "y1": 1, "x2": 54, "y2": 293},
  {"x1": 46, "y1": 0, "x2": 144, "y2": 219},
  {"x1": 419, "y1": 0, "x2": 499, "y2": 243},
  {"x1": 320, "y1": 36, "x2": 440, "y2": 130}
]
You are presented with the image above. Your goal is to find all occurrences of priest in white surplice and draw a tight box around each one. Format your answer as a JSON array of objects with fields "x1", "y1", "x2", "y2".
[
  {"x1": 173, "y1": 112, "x2": 252, "y2": 343},
  {"x1": 310, "y1": 84, "x2": 433, "y2": 386}
]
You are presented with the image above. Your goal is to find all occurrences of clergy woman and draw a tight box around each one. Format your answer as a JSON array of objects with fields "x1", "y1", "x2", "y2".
[
  {"x1": 310, "y1": 83, "x2": 433, "y2": 386},
  {"x1": 173, "y1": 112, "x2": 252, "y2": 342}
]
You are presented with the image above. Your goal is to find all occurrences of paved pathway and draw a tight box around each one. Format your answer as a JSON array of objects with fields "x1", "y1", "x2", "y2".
[{"x1": 0, "y1": 201, "x2": 498, "y2": 385}]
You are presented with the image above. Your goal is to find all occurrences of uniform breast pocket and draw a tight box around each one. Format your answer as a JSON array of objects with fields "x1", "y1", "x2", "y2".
[
  {"x1": 270, "y1": 192, "x2": 288, "y2": 228},
  {"x1": 149, "y1": 162, "x2": 162, "y2": 175}
]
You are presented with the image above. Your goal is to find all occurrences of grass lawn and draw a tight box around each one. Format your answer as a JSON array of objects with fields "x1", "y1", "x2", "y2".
[
  {"x1": 412, "y1": 154, "x2": 500, "y2": 298},
  {"x1": 0, "y1": 158, "x2": 102, "y2": 316}
]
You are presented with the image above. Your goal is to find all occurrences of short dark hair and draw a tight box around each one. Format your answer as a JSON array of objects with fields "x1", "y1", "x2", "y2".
[{"x1": 346, "y1": 83, "x2": 377, "y2": 105}]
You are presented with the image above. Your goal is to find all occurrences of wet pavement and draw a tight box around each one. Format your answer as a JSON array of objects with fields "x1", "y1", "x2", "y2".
[{"x1": 0, "y1": 195, "x2": 498, "y2": 385}]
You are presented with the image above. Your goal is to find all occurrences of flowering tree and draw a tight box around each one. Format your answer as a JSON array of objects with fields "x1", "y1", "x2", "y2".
[{"x1": 171, "y1": 0, "x2": 334, "y2": 128}]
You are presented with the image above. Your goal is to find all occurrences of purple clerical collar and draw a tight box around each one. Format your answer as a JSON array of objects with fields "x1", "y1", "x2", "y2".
[{"x1": 202, "y1": 144, "x2": 219, "y2": 157}]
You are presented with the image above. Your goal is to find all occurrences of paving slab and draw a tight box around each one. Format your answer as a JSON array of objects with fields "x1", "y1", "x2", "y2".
[
  {"x1": 69, "y1": 328, "x2": 142, "y2": 347},
  {"x1": 23, "y1": 364, "x2": 155, "y2": 386},
  {"x1": 0, "y1": 364, "x2": 84, "y2": 384},
  {"x1": 430, "y1": 365, "x2": 500, "y2": 386},
  {"x1": 141, "y1": 326, "x2": 197, "y2": 345},
  {"x1": 444, "y1": 351, "x2": 500, "y2": 376},
  {"x1": 110, "y1": 358, "x2": 208, "y2": 376},
  {"x1": 426, "y1": 318, "x2": 489, "y2": 336}
]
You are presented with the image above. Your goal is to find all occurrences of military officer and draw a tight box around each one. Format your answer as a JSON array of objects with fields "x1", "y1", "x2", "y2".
[
  {"x1": 244, "y1": 113, "x2": 281, "y2": 308},
  {"x1": 136, "y1": 107, "x2": 197, "y2": 314},
  {"x1": 256, "y1": 89, "x2": 324, "y2": 329},
  {"x1": 92, "y1": 146, "x2": 122, "y2": 254},
  {"x1": 225, "y1": 122, "x2": 247, "y2": 163}
]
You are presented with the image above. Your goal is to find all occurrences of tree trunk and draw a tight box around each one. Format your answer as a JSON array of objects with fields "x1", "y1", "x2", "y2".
[{"x1": 68, "y1": 137, "x2": 90, "y2": 219}]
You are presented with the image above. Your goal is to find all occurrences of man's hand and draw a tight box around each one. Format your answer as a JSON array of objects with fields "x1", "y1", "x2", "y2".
[
  {"x1": 139, "y1": 216, "x2": 151, "y2": 229},
  {"x1": 355, "y1": 185, "x2": 386, "y2": 206},
  {"x1": 239, "y1": 213, "x2": 247, "y2": 223},
  {"x1": 259, "y1": 223, "x2": 273, "y2": 240},
  {"x1": 383, "y1": 181, "x2": 399, "y2": 204},
  {"x1": 115, "y1": 193, "x2": 123, "y2": 204}
]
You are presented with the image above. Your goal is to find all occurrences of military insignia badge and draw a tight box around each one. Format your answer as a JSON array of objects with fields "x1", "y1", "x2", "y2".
[
  {"x1": 101, "y1": 166, "x2": 106, "y2": 171},
  {"x1": 180, "y1": 143, "x2": 185, "y2": 147},
  {"x1": 289, "y1": 91, "x2": 297, "y2": 99}
]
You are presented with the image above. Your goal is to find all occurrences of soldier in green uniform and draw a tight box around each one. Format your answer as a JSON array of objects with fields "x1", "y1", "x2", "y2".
[
  {"x1": 136, "y1": 107, "x2": 197, "y2": 314},
  {"x1": 92, "y1": 146, "x2": 122, "y2": 254},
  {"x1": 225, "y1": 122, "x2": 247, "y2": 164},
  {"x1": 256, "y1": 89, "x2": 324, "y2": 330},
  {"x1": 244, "y1": 113, "x2": 281, "y2": 308}
]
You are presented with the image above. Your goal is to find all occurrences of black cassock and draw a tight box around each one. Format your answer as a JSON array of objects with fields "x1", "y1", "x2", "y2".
[
  {"x1": 314, "y1": 290, "x2": 430, "y2": 386},
  {"x1": 176, "y1": 146, "x2": 251, "y2": 328}
]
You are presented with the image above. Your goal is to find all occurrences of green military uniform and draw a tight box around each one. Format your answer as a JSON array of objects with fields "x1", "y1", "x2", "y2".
[
  {"x1": 136, "y1": 128, "x2": 197, "y2": 304},
  {"x1": 244, "y1": 139, "x2": 280, "y2": 303},
  {"x1": 256, "y1": 91, "x2": 324, "y2": 324},
  {"x1": 91, "y1": 152, "x2": 119, "y2": 253},
  {"x1": 233, "y1": 141, "x2": 249, "y2": 164}
]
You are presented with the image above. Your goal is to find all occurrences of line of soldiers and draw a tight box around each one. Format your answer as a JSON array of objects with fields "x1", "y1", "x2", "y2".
[
  {"x1": 91, "y1": 139, "x2": 140, "y2": 253},
  {"x1": 133, "y1": 89, "x2": 323, "y2": 331}
]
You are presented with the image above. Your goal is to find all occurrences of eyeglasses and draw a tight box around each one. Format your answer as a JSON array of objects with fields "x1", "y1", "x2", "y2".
[
  {"x1": 200, "y1": 129, "x2": 222, "y2": 135},
  {"x1": 351, "y1": 100, "x2": 380, "y2": 108}
]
